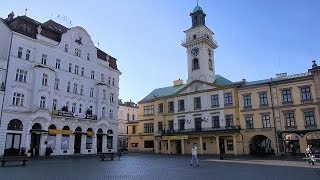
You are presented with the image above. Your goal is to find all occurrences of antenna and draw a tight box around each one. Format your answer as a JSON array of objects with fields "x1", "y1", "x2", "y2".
[{"x1": 25, "y1": 0, "x2": 28, "y2": 16}]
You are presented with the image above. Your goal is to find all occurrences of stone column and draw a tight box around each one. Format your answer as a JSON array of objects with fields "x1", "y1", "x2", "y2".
[
  {"x1": 199, "y1": 136, "x2": 203, "y2": 154},
  {"x1": 168, "y1": 140, "x2": 171, "y2": 154},
  {"x1": 216, "y1": 136, "x2": 220, "y2": 155},
  {"x1": 233, "y1": 135, "x2": 237, "y2": 155},
  {"x1": 181, "y1": 139, "x2": 185, "y2": 154}
]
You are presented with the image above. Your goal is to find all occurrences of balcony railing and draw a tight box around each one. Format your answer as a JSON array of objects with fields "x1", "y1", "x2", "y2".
[
  {"x1": 162, "y1": 126, "x2": 241, "y2": 135},
  {"x1": 52, "y1": 110, "x2": 97, "y2": 120}
]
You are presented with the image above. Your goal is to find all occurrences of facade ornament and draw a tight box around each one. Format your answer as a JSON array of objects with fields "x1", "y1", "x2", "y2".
[{"x1": 37, "y1": 26, "x2": 42, "y2": 34}]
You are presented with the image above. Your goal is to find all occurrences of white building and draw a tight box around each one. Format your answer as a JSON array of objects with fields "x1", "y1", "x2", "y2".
[
  {"x1": 118, "y1": 100, "x2": 138, "y2": 150},
  {"x1": 0, "y1": 13, "x2": 121, "y2": 156}
]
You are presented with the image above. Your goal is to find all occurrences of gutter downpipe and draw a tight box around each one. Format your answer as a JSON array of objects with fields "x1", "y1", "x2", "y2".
[
  {"x1": 268, "y1": 81, "x2": 280, "y2": 154},
  {"x1": 0, "y1": 31, "x2": 13, "y2": 128}
]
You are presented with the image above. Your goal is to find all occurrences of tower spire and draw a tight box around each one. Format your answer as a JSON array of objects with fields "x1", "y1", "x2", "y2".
[{"x1": 197, "y1": 0, "x2": 199, "y2": 6}]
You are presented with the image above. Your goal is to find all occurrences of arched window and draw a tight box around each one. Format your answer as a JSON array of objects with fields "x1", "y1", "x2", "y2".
[
  {"x1": 47, "y1": 124, "x2": 57, "y2": 149},
  {"x1": 107, "y1": 129, "x2": 113, "y2": 135},
  {"x1": 208, "y1": 59, "x2": 213, "y2": 70},
  {"x1": 98, "y1": 128, "x2": 103, "y2": 134},
  {"x1": 7, "y1": 119, "x2": 23, "y2": 131},
  {"x1": 107, "y1": 129, "x2": 113, "y2": 149},
  {"x1": 86, "y1": 128, "x2": 93, "y2": 149},
  {"x1": 32, "y1": 123, "x2": 42, "y2": 130},
  {"x1": 192, "y1": 58, "x2": 199, "y2": 70},
  {"x1": 61, "y1": 126, "x2": 70, "y2": 149},
  {"x1": 75, "y1": 127, "x2": 82, "y2": 132}
]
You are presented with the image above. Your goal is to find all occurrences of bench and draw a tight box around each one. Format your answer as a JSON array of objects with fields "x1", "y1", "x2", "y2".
[
  {"x1": 1, "y1": 155, "x2": 28, "y2": 166},
  {"x1": 98, "y1": 153, "x2": 115, "y2": 161}
]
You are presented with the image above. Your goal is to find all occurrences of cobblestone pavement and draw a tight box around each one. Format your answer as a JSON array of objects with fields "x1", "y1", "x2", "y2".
[{"x1": 0, "y1": 154, "x2": 319, "y2": 180}]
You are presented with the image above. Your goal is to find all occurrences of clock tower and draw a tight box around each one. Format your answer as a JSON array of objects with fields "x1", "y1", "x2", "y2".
[{"x1": 182, "y1": 4, "x2": 218, "y2": 84}]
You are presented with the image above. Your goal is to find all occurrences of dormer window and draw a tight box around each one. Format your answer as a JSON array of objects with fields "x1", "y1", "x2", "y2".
[
  {"x1": 192, "y1": 58, "x2": 199, "y2": 70},
  {"x1": 75, "y1": 48, "x2": 81, "y2": 57},
  {"x1": 21, "y1": 23, "x2": 32, "y2": 34}
]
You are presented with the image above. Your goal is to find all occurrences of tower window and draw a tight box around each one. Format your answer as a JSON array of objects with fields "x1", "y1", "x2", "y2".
[
  {"x1": 209, "y1": 59, "x2": 213, "y2": 70},
  {"x1": 192, "y1": 58, "x2": 200, "y2": 70},
  {"x1": 193, "y1": 35, "x2": 197, "y2": 39}
]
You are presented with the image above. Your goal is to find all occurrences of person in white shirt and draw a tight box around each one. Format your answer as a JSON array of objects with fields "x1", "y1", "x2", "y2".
[{"x1": 190, "y1": 144, "x2": 199, "y2": 166}]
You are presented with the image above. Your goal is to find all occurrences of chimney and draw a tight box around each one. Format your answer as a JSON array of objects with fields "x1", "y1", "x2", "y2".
[
  {"x1": 6, "y1": 11, "x2": 14, "y2": 22},
  {"x1": 173, "y1": 79, "x2": 183, "y2": 86},
  {"x1": 276, "y1": 73, "x2": 287, "y2": 78}
]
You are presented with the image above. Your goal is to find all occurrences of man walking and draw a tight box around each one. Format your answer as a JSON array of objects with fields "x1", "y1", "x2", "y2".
[{"x1": 190, "y1": 144, "x2": 199, "y2": 166}]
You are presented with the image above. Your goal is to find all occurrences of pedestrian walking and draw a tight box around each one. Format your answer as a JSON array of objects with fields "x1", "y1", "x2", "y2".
[
  {"x1": 305, "y1": 145, "x2": 315, "y2": 165},
  {"x1": 118, "y1": 148, "x2": 122, "y2": 160},
  {"x1": 190, "y1": 144, "x2": 199, "y2": 166}
]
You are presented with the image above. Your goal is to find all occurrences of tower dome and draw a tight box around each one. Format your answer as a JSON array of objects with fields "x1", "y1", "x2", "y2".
[{"x1": 193, "y1": 5, "x2": 203, "y2": 13}]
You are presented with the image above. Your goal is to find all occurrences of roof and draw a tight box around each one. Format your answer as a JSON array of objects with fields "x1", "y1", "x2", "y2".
[
  {"x1": 42, "y1": 20, "x2": 68, "y2": 34},
  {"x1": 139, "y1": 74, "x2": 233, "y2": 103},
  {"x1": 241, "y1": 72, "x2": 311, "y2": 87},
  {"x1": 193, "y1": 5, "x2": 203, "y2": 13}
]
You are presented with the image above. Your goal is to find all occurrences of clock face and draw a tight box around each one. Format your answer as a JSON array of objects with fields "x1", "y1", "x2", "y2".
[{"x1": 191, "y1": 47, "x2": 199, "y2": 57}]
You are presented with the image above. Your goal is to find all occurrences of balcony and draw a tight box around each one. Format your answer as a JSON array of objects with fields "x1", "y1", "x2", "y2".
[
  {"x1": 162, "y1": 126, "x2": 241, "y2": 135},
  {"x1": 52, "y1": 110, "x2": 97, "y2": 120}
]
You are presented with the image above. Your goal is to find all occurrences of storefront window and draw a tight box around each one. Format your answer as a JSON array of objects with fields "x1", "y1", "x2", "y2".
[{"x1": 227, "y1": 140, "x2": 234, "y2": 150}]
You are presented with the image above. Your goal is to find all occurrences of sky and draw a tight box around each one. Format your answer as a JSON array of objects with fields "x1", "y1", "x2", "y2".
[{"x1": 1, "y1": 0, "x2": 320, "y2": 103}]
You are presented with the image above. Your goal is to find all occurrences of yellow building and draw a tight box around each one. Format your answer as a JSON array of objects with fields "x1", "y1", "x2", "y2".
[{"x1": 127, "y1": 5, "x2": 320, "y2": 155}]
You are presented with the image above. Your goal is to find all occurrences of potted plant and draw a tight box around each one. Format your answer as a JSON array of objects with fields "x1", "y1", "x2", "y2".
[{"x1": 27, "y1": 149, "x2": 32, "y2": 157}]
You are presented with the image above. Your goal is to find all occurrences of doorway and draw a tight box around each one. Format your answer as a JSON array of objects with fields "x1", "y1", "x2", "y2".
[
  {"x1": 74, "y1": 134, "x2": 82, "y2": 153},
  {"x1": 97, "y1": 134, "x2": 103, "y2": 153},
  {"x1": 219, "y1": 139, "x2": 225, "y2": 154},
  {"x1": 30, "y1": 133, "x2": 41, "y2": 156},
  {"x1": 176, "y1": 141, "x2": 181, "y2": 154}
]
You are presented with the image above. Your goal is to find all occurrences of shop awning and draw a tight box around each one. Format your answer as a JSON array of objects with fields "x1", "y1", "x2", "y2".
[
  {"x1": 162, "y1": 135, "x2": 188, "y2": 140},
  {"x1": 48, "y1": 129, "x2": 73, "y2": 135},
  {"x1": 30, "y1": 129, "x2": 48, "y2": 134}
]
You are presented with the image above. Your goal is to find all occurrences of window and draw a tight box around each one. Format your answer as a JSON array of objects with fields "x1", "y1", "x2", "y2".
[
  {"x1": 109, "y1": 109, "x2": 114, "y2": 119},
  {"x1": 211, "y1": 94, "x2": 219, "y2": 107},
  {"x1": 301, "y1": 86, "x2": 312, "y2": 101},
  {"x1": 262, "y1": 115, "x2": 271, "y2": 128},
  {"x1": 80, "y1": 85, "x2": 84, "y2": 95},
  {"x1": 103, "y1": 89, "x2": 107, "y2": 99},
  {"x1": 72, "y1": 103, "x2": 76, "y2": 113},
  {"x1": 87, "y1": 53, "x2": 90, "y2": 60},
  {"x1": 259, "y1": 93, "x2": 268, "y2": 106},
  {"x1": 15, "y1": 69, "x2": 27, "y2": 83},
  {"x1": 26, "y1": 49, "x2": 31, "y2": 60},
  {"x1": 21, "y1": 23, "x2": 31, "y2": 33},
  {"x1": 168, "y1": 120, "x2": 174, "y2": 131},
  {"x1": 245, "y1": 116, "x2": 254, "y2": 129},
  {"x1": 102, "y1": 107, "x2": 106, "y2": 117},
  {"x1": 192, "y1": 58, "x2": 199, "y2": 70},
  {"x1": 12, "y1": 92, "x2": 25, "y2": 106},
  {"x1": 101, "y1": 74, "x2": 105, "y2": 83},
  {"x1": 67, "y1": 82, "x2": 71, "y2": 93},
  {"x1": 40, "y1": 96, "x2": 46, "y2": 108},
  {"x1": 225, "y1": 115, "x2": 234, "y2": 127},
  {"x1": 203, "y1": 143, "x2": 207, "y2": 150},
  {"x1": 243, "y1": 95, "x2": 252, "y2": 108},
  {"x1": 41, "y1": 54, "x2": 47, "y2": 65},
  {"x1": 178, "y1": 119, "x2": 185, "y2": 130},
  {"x1": 193, "y1": 34, "x2": 197, "y2": 39},
  {"x1": 64, "y1": 44, "x2": 68, "y2": 52},
  {"x1": 110, "y1": 93, "x2": 114, "y2": 102},
  {"x1": 208, "y1": 59, "x2": 213, "y2": 70},
  {"x1": 107, "y1": 136, "x2": 113, "y2": 149},
  {"x1": 178, "y1": 100, "x2": 185, "y2": 111},
  {"x1": 127, "y1": 113, "x2": 130, "y2": 121},
  {"x1": 69, "y1": 63, "x2": 72, "y2": 72},
  {"x1": 112, "y1": 78, "x2": 115, "y2": 86},
  {"x1": 144, "y1": 105, "x2": 154, "y2": 115},
  {"x1": 144, "y1": 123, "x2": 154, "y2": 133},
  {"x1": 86, "y1": 130, "x2": 93, "y2": 149},
  {"x1": 132, "y1": 126, "x2": 136, "y2": 134},
  {"x1": 75, "y1": 48, "x2": 81, "y2": 57},
  {"x1": 168, "y1": 101, "x2": 174, "y2": 112},
  {"x1": 304, "y1": 111, "x2": 316, "y2": 126},
  {"x1": 18, "y1": 47, "x2": 23, "y2": 58},
  {"x1": 158, "y1": 122, "x2": 163, "y2": 131},
  {"x1": 66, "y1": 102, "x2": 69, "y2": 111},
  {"x1": 132, "y1": 114, "x2": 135, "y2": 121},
  {"x1": 55, "y1": 59, "x2": 60, "y2": 69},
  {"x1": 227, "y1": 139, "x2": 234, "y2": 150},
  {"x1": 144, "y1": 141, "x2": 154, "y2": 148},
  {"x1": 74, "y1": 65, "x2": 79, "y2": 75},
  {"x1": 282, "y1": 89, "x2": 293, "y2": 103},
  {"x1": 285, "y1": 112, "x2": 295, "y2": 127},
  {"x1": 194, "y1": 97, "x2": 201, "y2": 110},
  {"x1": 52, "y1": 99, "x2": 57, "y2": 110},
  {"x1": 42, "y1": 73, "x2": 48, "y2": 86},
  {"x1": 81, "y1": 67, "x2": 84, "y2": 76},
  {"x1": 73, "y1": 83, "x2": 78, "y2": 94},
  {"x1": 108, "y1": 77, "x2": 111, "y2": 85},
  {"x1": 90, "y1": 88, "x2": 94, "y2": 98},
  {"x1": 212, "y1": 116, "x2": 220, "y2": 128},
  {"x1": 91, "y1": 71, "x2": 95, "y2": 79},
  {"x1": 79, "y1": 104, "x2": 82, "y2": 113},
  {"x1": 54, "y1": 78, "x2": 59, "y2": 90},
  {"x1": 158, "y1": 103, "x2": 163, "y2": 114},
  {"x1": 224, "y1": 93, "x2": 233, "y2": 105}
]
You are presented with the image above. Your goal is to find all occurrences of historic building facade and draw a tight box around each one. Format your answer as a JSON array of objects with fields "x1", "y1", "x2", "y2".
[
  {"x1": 127, "y1": 5, "x2": 320, "y2": 155},
  {"x1": 0, "y1": 13, "x2": 121, "y2": 156},
  {"x1": 118, "y1": 100, "x2": 138, "y2": 150}
]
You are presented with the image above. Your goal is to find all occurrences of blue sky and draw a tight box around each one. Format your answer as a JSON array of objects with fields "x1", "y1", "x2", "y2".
[{"x1": 1, "y1": 0, "x2": 320, "y2": 103}]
